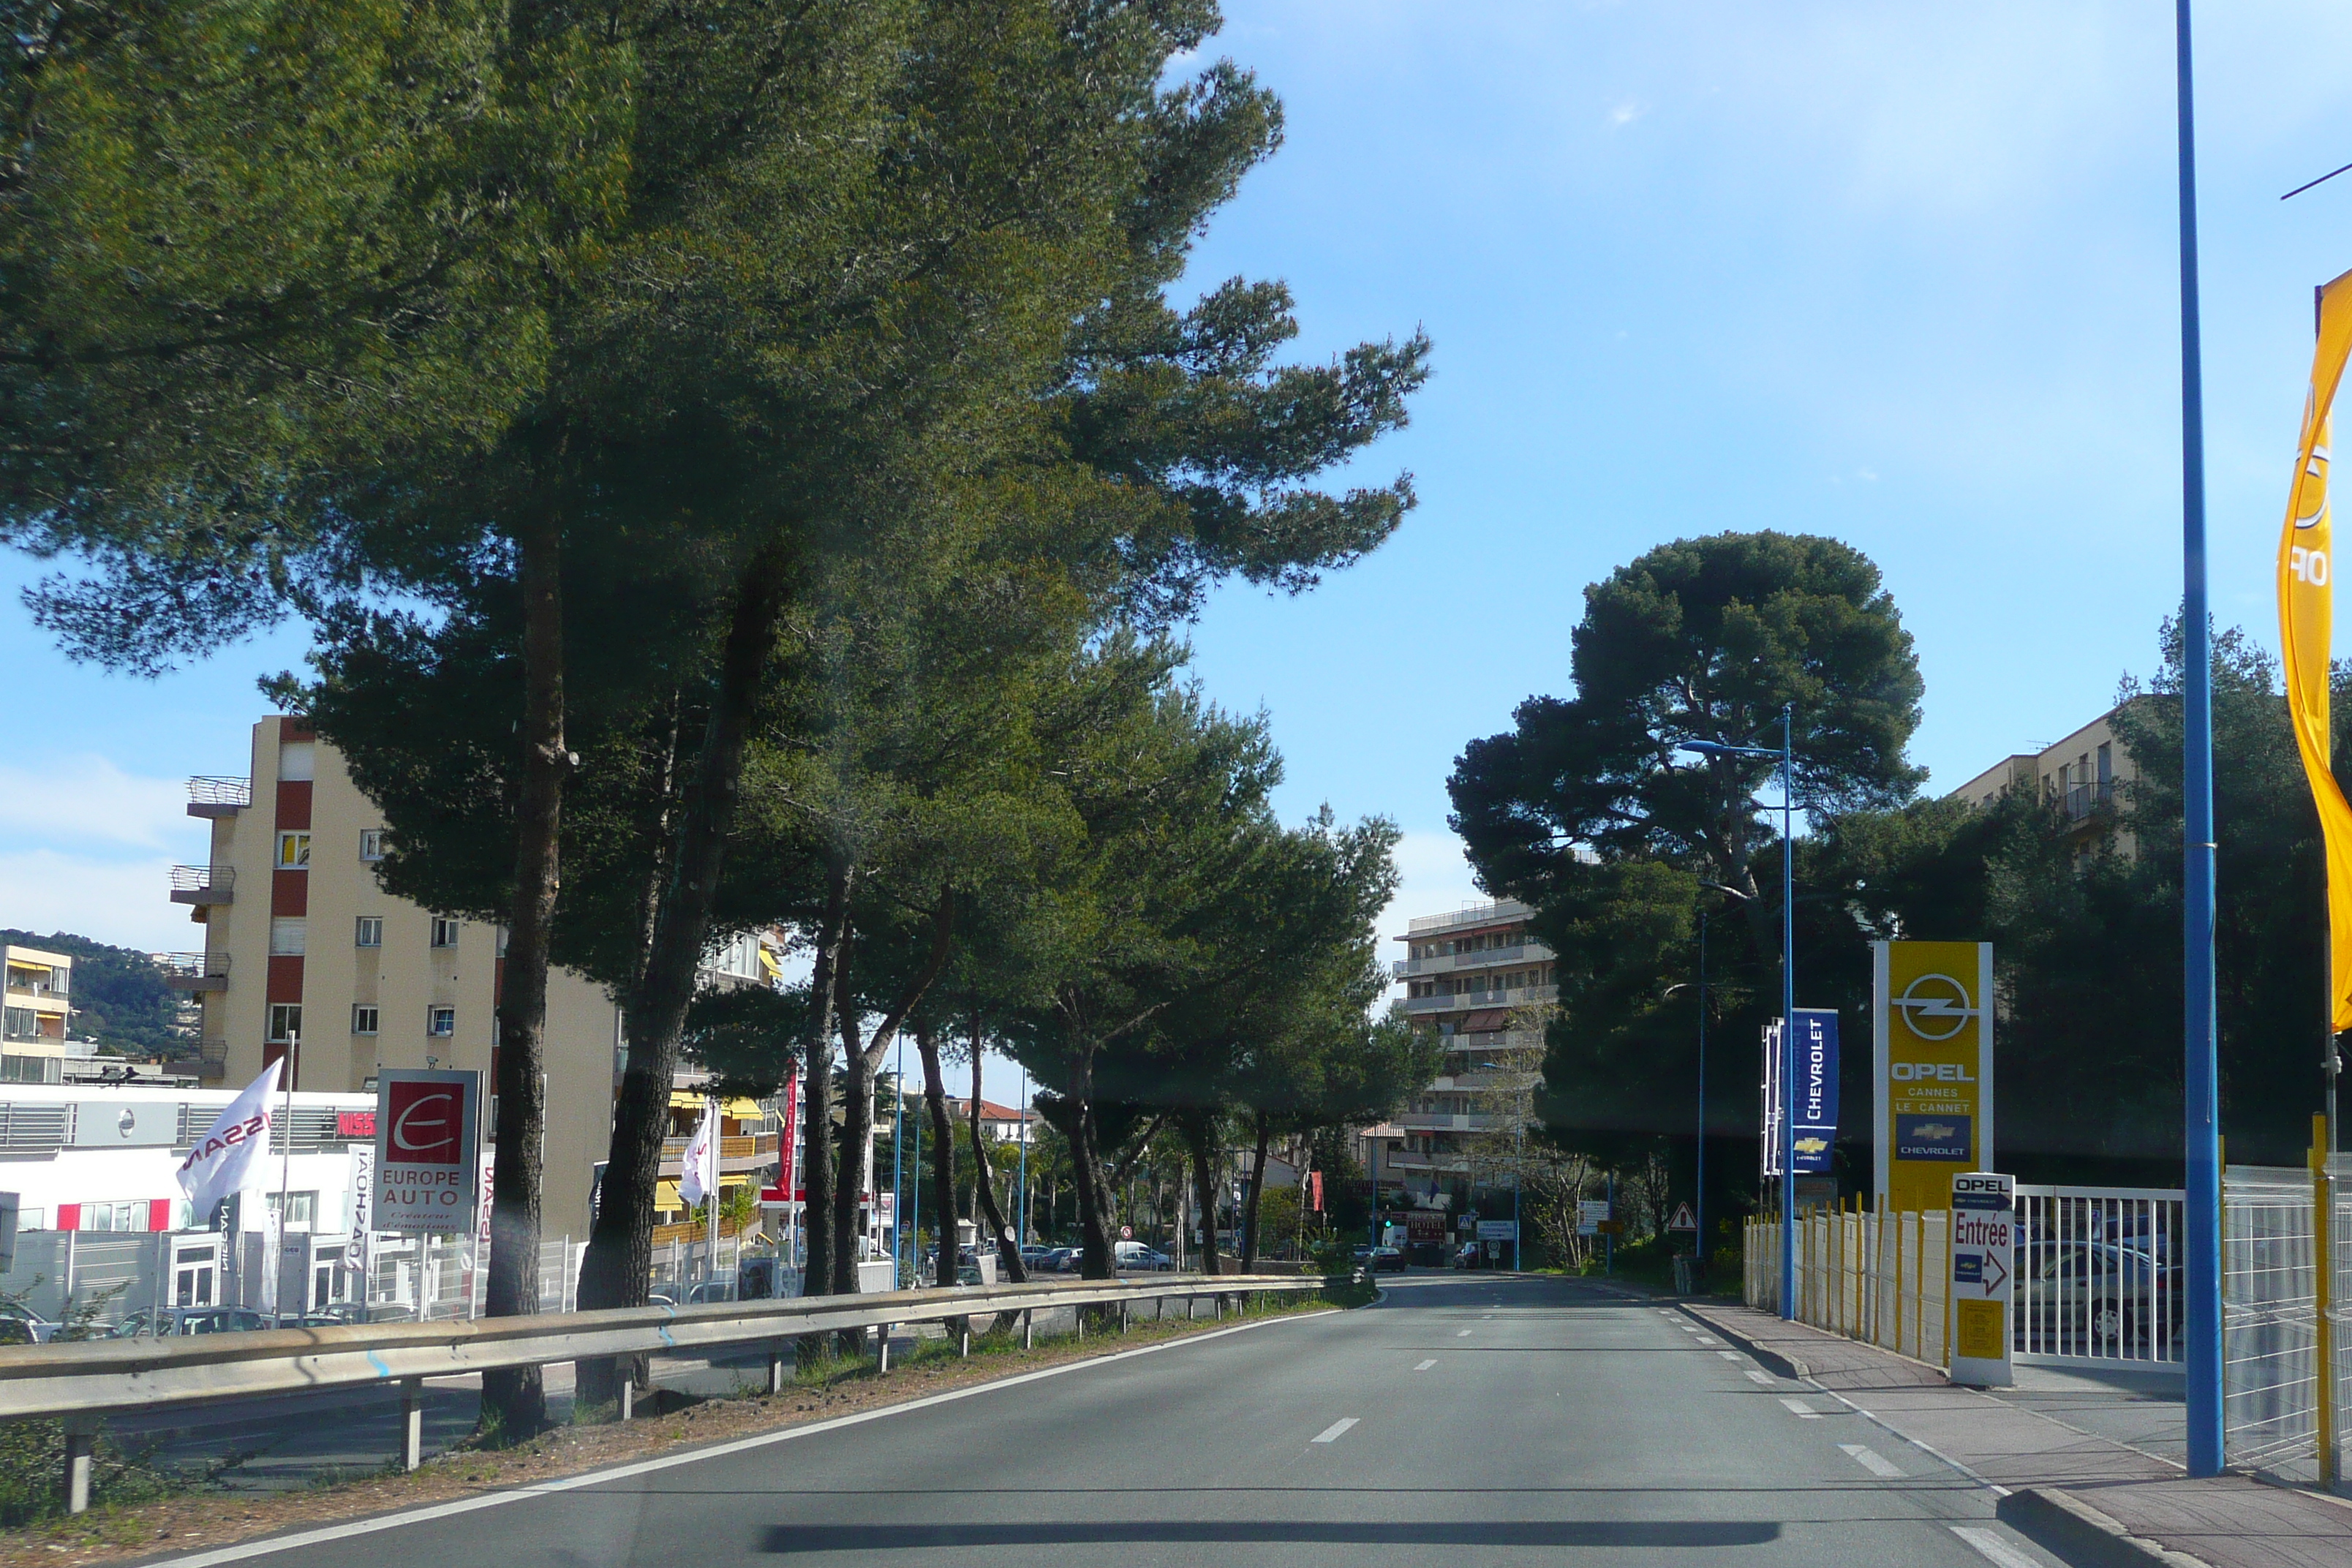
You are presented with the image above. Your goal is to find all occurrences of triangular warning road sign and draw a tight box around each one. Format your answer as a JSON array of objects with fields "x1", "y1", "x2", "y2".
[{"x1": 1667, "y1": 1202, "x2": 1697, "y2": 1231}]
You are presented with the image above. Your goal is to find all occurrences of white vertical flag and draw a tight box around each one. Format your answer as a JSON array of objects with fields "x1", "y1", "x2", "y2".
[
  {"x1": 176, "y1": 1059, "x2": 284, "y2": 1219},
  {"x1": 680, "y1": 1098, "x2": 718, "y2": 1211}
]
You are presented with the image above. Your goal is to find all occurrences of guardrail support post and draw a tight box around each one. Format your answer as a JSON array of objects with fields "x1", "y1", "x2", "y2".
[
  {"x1": 62, "y1": 1414, "x2": 97, "y2": 1514},
  {"x1": 619, "y1": 1378, "x2": 635, "y2": 1422},
  {"x1": 399, "y1": 1378, "x2": 423, "y2": 1471},
  {"x1": 877, "y1": 1325, "x2": 892, "y2": 1373},
  {"x1": 959, "y1": 1323, "x2": 971, "y2": 1358},
  {"x1": 1214, "y1": 1294, "x2": 1224, "y2": 1322},
  {"x1": 767, "y1": 1348, "x2": 786, "y2": 1396},
  {"x1": 1022, "y1": 1309, "x2": 1033, "y2": 1351},
  {"x1": 1119, "y1": 1300, "x2": 1128, "y2": 1335}
]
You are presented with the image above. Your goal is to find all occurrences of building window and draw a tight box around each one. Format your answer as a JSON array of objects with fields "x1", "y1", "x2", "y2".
[
  {"x1": 78, "y1": 1200, "x2": 142, "y2": 1232},
  {"x1": 268, "y1": 1003, "x2": 303, "y2": 1043},
  {"x1": 262, "y1": 1191, "x2": 317, "y2": 1229},
  {"x1": 355, "y1": 916, "x2": 383, "y2": 948},
  {"x1": 428, "y1": 1006, "x2": 456, "y2": 1037},
  {"x1": 359, "y1": 829, "x2": 386, "y2": 862},
  {"x1": 352, "y1": 1005, "x2": 379, "y2": 1036},
  {"x1": 431, "y1": 916, "x2": 460, "y2": 949},
  {"x1": 269, "y1": 917, "x2": 307, "y2": 956},
  {"x1": 276, "y1": 831, "x2": 311, "y2": 870}
]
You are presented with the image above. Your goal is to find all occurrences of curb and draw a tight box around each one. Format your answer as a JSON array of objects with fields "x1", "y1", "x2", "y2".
[
  {"x1": 1994, "y1": 1488, "x2": 2215, "y2": 1568},
  {"x1": 1674, "y1": 1301, "x2": 1812, "y2": 1382}
]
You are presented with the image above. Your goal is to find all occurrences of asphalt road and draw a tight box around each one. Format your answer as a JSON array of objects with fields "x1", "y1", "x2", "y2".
[{"x1": 182, "y1": 1273, "x2": 2069, "y2": 1568}]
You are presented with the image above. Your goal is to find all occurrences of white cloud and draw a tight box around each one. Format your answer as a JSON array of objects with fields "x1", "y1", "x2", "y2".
[
  {"x1": 0, "y1": 850, "x2": 193, "y2": 953},
  {"x1": 1607, "y1": 99, "x2": 1645, "y2": 128},
  {"x1": 0, "y1": 755, "x2": 192, "y2": 852}
]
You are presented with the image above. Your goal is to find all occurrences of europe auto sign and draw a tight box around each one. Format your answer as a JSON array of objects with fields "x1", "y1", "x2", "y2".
[
  {"x1": 371, "y1": 1069, "x2": 482, "y2": 1235},
  {"x1": 1872, "y1": 941, "x2": 1993, "y2": 1215},
  {"x1": 1947, "y1": 1170, "x2": 2015, "y2": 1387}
]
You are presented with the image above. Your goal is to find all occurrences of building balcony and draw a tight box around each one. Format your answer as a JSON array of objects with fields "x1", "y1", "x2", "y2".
[
  {"x1": 168, "y1": 864, "x2": 235, "y2": 905},
  {"x1": 1398, "y1": 1112, "x2": 1500, "y2": 1134},
  {"x1": 197, "y1": 1037, "x2": 228, "y2": 1083},
  {"x1": 1406, "y1": 899, "x2": 1537, "y2": 938},
  {"x1": 157, "y1": 951, "x2": 231, "y2": 992},
  {"x1": 1396, "y1": 941, "x2": 1552, "y2": 978},
  {"x1": 1382, "y1": 1149, "x2": 1471, "y2": 1174},
  {"x1": 2060, "y1": 779, "x2": 2116, "y2": 824},
  {"x1": 1398, "y1": 983, "x2": 1558, "y2": 1015},
  {"x1": 186, "y1": 776, "x2": 252, "y2": 818}
]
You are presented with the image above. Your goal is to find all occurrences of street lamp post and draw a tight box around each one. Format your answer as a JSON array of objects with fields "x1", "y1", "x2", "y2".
[{"x1": 1681, "y1": 706, "x2": 1798, "y2": 1320}]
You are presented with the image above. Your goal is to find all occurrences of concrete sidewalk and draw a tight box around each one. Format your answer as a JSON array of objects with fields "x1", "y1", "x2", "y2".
[{"x1": 1679, "y1": 1297, "x2": 2352, "y2": 1568}]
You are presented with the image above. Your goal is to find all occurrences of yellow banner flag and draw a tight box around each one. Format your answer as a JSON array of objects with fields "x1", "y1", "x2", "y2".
[{"x1": 2280, "y1": 267, "x2": 2352, "y2": 1030}]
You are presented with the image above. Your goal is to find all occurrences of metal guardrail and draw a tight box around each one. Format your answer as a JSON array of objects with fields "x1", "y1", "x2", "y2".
[{"x1": 3, "y1": 1270, "x2": 1351, "y2": 1510}]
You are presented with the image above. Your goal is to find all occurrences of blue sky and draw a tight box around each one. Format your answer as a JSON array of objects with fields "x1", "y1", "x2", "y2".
[{"x1": 7, "y1": 1, "x2": 2352, "y2": 965}]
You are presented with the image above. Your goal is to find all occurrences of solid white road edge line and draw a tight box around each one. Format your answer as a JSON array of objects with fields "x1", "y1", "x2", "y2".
[
  {"x1": 1311, "y1": 1417, "x2": 1360, "y2": 1444},
  {"x1": 1839, "y1": 1442, "x2": 1904, "y2": 1479},
  {"x1": 146, "y1": 1306, "x2": 1343, "y2": 1568},
  {"x1": 1950, "y1": 1525, "x2": 2048, "y2": 1568}
]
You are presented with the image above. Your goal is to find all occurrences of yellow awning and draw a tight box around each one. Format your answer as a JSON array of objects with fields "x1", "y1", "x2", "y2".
[{"x1": 666, "y1": 1090, "x2": 767, "y2": 1117}]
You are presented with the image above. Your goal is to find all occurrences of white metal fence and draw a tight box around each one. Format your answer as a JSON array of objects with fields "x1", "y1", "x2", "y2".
[
  {"x1": 2220, "y1": 1160, "x2": 2352, "y2": 1482},
  {"x1": 1743, "y1": 1184, "x2": 2187, "y2": 1375}
]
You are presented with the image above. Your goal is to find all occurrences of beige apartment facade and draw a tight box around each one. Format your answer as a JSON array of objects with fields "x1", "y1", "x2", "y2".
[
  {"x1": 174, "y1": 716, "x2": 624, "y2": 1234},
  {"x1": 1950, "y1": 700, "x2": 2143, "y2": 852},
  {"x1": 1, "y1": 943, "x2": 74, "y2": 1082},
  {"x1": 1379, "y1": 899, "x2": 1553, "y2": 1225}
]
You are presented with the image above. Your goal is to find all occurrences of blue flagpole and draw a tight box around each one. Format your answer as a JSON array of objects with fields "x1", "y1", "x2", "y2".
[
  {"x1": 2175, "y1": 0, "x2": 2223, "y2": 1479},
  {"x1": 892, "y1": 1037, "x2": 905, "y2": 1284}
]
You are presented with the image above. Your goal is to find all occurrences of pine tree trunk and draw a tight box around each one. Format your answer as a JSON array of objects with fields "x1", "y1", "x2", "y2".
[
  {"x1": 1239, "y1": 1110, "x2": 1270, "y2": 1271},
  {"x1": 915, "y1": 1023, "x2": 958, "y2": 1289},
  {"x1": 1064, "y1": 1030, "x2": 1115, "y2": 1280},
  {"x1": 1179, "y1": 1109, "x2": 1221, "y2": 1277},
  {"x1": 799, "y1": 865, "x2": 851, "y2": 1305},
  {"x1": 481, "y1": 511, "x2": 565, "y2": 1439},
  {"x1": 575, "y1": 543, "x2": 794, "y2": 1405},
  {"x1": 968, "y1": 1029, "x2": 1025, "y2": 1281}
]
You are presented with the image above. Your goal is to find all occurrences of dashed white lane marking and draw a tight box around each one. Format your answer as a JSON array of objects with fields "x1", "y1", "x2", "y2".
[
  {"x1": 1695, "y1": 1335, "x2": 1721, "y2": 1346},
  {"x1": 1839, "y1": 1443, "x2": 1904, "y2": 1478},
  {"x1": 1778, "y1": 1397, "x2": 1821, "y2": 1419},
  {"x1": 1311, "y1": 1418, "x2": 1360, "y2": 1444},
  {"x1": 1716, "y1": 1351, "x2": 1744, "y2": 1362},
  {"x1": 1413, "y1": 1359, "x2": 1437, "y2": 1371},
  {"x1": 1745, "y1": 1370, "x2": 1776, "y2": 1384},
  {"x1": 1950, "y1": 1526, "x2": 2048, "y2": 1568},
  {"x1": 1455, "y1": 1329, "x2": 1473, "y2": 1337}
]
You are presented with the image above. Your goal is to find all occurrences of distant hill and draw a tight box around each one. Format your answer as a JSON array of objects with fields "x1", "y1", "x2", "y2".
[{"x1": 1, "y1": 930, "x2": 193, "y2": 1058}]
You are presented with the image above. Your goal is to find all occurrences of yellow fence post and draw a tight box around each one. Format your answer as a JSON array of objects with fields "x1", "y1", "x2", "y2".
[{"x1": 2315, "y1": 1114, "x2": 2338, "y2": 1488}]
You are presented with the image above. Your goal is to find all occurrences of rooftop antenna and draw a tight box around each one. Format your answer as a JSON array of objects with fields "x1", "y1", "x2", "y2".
[{"x1": 2283, "y1": 160, "x2": 2352, "y2": 201}]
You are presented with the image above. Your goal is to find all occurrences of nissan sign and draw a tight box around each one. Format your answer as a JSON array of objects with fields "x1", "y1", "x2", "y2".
[{"x1": 371, "y1": 1069, "x2": 482, "y2": 1235}]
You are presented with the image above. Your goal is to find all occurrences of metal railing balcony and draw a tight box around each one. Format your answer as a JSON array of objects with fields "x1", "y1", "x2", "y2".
[
  {"x1": 2060, "y1": 779, "x2": 2116, "y2": 823},
  {"x1": 1398, "y1": 983, "x2": 1558, "y2": 1014},
  {"x1": 157, "y1": 951, "x2": 231, "y2": 991},
  {"x1": 186, "y1": 777, "x2": 252, "y2": 818},
  {"x1": 167, "y1": 864, "x2": 235, "y2": 904}
]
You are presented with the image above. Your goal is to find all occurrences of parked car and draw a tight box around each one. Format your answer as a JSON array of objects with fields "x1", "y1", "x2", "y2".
[
  {"x1": 1017, "y1": 1245, "x2": 1057, "y2": 1271},
  {"x1": 1114, "y1": 1241, "x2": 1173, "y2": 1273},
  {"x1": 1349, "y1": 1245, "x2": 1405, "y2": 1273},
  {"x1": 2022, "y1": 1242, "x2": 2181, "y2": 1349},
  {"x1": 102, "y1": 1307, "x2": 273, "y2": 1338},
  {"x1": 0, "y1": 1300, "x2": 58, "y2": 1344},
  {"x1": 685, "y1": 1279, "x2": 739, "y2": 1304},
  {"x1": 1039, "y1": 1247, "x2": 1078, "y2": 1273}
]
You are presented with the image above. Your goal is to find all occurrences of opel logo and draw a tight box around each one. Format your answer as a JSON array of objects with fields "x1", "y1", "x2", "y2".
[{"x1": 1893, "y1": 973, "x2": 1977, "y2": 1042}]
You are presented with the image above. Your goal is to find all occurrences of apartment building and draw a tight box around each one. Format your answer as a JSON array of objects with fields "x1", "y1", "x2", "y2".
[
  {"x1": 1950, "y1": 701, "x2": 2143, "y2": 851},
  {"x1": 1, "y1": 943, "x2": 74, "y2": 1083},
  {"x1": 169, "y1": 716, "x2": 627, "y2": 1235},
  {"x1": 1379, "y1": 899, "x2": 1553, "y2": 1210}
]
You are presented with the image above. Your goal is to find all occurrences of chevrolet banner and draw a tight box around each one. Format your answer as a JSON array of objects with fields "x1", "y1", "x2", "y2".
[
  {"x1": 2279, "y1": 266, "x2": 2352, "y2": 1030},
  {"x1": 1759, "y1": 1009, "x2": 1839, "y2": 1175},
  {"x1": 1872, "y1": 941, "x2": 1994, "y2": 1215}
]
